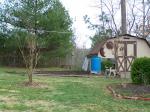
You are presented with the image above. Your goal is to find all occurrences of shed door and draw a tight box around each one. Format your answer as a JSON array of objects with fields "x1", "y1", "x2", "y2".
[{"x1": 115, "y1": 41, "x2": 137, "y2": 72}]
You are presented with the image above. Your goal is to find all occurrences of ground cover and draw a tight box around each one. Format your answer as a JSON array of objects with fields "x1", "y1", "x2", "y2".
[
  {"x1": 110, "y1": 83, "x2": 150, "y2": 98},
  {"x1": 0, "y1": 67, "x2": 150, "y2": 112}
]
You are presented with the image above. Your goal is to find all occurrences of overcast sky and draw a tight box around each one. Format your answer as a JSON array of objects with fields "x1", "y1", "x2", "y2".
[
  {"x1": 1, "y1": 0, "x2": 148, "y2": 48},
  {"x1": 0, "y1": 0, "x2": 121, "y2": 48},
  {"x1": 60, "y1": 0, "x2": 101, "y2": 48},
  {"x1": 60, "y1": 0, "x2": 123, "y2": 48},
  {"x1": 0, "y1": 0, "x2": 98, "y2": 48}
]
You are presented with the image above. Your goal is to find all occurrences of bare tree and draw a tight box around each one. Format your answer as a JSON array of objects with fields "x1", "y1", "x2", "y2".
[
  {"x1": 127, "y1": 0, "x2": 136, "y2": 34},
  {"x1": 17, "y1": 34, "x2": 39, "y2": 84},
  {"x1": 102, "y1": 0, "x2": 120, "y2": 35},
  {"x1": 85, "y1": 0, "x2": 121, "y2": 37},
  {"x1": 127, "y1": 0, "x2": 150, "y2": 38},
  {"x1": 91, "y1": 0, "x2": 150, "y2": 38},
  {"x1": 142, "y1": 0, "x2": 150, "y2": 38}
]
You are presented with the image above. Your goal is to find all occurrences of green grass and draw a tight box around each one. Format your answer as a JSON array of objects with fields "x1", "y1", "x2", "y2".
[{"x1": 0, "y1": 67, "x2": 150, "y2": 112}]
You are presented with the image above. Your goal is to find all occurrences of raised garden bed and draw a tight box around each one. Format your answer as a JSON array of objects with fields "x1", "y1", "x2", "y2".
[{"x1": 107, "y1": 83, "x2": 150, "y2": 101}]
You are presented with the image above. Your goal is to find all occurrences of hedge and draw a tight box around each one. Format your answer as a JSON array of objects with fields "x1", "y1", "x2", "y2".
[{"x1": 131, "y1": 57, "x2": 150, "y2": 85}]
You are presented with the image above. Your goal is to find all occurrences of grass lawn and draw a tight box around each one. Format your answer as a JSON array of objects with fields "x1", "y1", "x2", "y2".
[{"x1": 0, "y1": 68, "x2": 150, "y2": 112}]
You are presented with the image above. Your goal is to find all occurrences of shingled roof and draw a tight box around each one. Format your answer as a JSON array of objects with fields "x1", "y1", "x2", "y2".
[
  {"x1": 87, "y1": 41, "x2": 106, "y2": 57},
  {"x1": 87, "y1": 34, "x2": 150, "y2": 57}
]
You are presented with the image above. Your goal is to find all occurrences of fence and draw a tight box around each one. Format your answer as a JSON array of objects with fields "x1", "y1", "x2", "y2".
[{"x1": 0, "y1": 48, "x2": 89, "y2": 69}]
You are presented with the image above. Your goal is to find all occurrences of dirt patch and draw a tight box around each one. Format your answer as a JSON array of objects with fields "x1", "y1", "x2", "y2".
[
  {"x1": 34, "y1": 71, "x2": 91, "y2": 77},
  {"x1": 5, "y1": 71, "x2": 25, "y2": 75},
  {"x1": 21, "y1": 82, "x2": 49, "y2": 88},
  {"x1": 113, "y1": 83, "x2": 150, "y2": 96},
  {"x1": 107, "y1": 83, "x2": 150, "y2": 101}
]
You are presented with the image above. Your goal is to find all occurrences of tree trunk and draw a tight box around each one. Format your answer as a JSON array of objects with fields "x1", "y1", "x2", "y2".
[
  {"x1": 121, "y1": 0, "x2": 127, "y2": 34},
  {"x1": 28, "y1": 70, "x2": 32, "y2": 84},
  {"x1": 27, "y1": 39, "x2": 35, "y2": 84},
  {"x1": 28, "y1": 54, "x2": 33, "y2": 83}
]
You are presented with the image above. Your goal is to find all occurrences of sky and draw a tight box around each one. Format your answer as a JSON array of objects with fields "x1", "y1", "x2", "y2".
[
  {"x1": 60, "y1": 0, "x2": 122, "y2": 49},
  {"x1": 60, "y1": 0, "x2": 150, "y2": 48},
  {"x1": 60, "y1": 0, "x2": 100, "y2": 48},
  {"x1": 2, "y1": 0, "x2": 146, "y2": 48},
  {"x1": 0, "y1": 0, "x2": 122, "y2": 48},
  {"x1": 0, "y1": 0, "x2": 98, "y2": 48}
]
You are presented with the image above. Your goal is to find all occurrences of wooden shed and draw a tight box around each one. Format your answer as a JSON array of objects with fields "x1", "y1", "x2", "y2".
[{"x1": 88, "y1": 34, "x2": 150, "y2": 78}]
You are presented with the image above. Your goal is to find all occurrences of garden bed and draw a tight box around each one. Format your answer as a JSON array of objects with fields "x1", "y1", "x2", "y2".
[
  {"x1": 107, "y1": 83, "x2": 150, "y2": 101},
  {"x1": 34, "y1": 71, "x2": 92, "y2": 77}
]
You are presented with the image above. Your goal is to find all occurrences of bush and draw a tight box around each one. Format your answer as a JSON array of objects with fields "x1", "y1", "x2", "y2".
[
  {"x1": 102, "y1": 59, "x2": 113, "y2": 71},
  {"x1": 131, "y1": 57, "x2": 150, "y2": 85}
]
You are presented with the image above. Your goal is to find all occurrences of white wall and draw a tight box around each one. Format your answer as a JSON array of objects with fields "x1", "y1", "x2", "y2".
[
  {"x1": 98, "y1": 36, "x2": 150, "y2": 58},
  {"x1": 137, "y1": 39, "x2": 150, "y2": 57}
]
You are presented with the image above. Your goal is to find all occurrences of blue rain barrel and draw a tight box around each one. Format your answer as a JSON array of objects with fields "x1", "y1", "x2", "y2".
[{"x1": 91, "y1": 56, "x2": 101, "y2": 74}]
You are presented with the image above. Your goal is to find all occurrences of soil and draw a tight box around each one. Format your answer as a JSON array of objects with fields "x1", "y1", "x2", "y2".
[
  {"x1": 112, "y1": 83, "x2": 150, "y2": 97},
  {"x1": 6, "y1": 70, "x2": 93, "y2": 77},
  {"x1": 34, "y1": 71, "x2": 92, "y2": 77},
  {"x1": 22, "y1": 81, "x2": 48, "y2": 88}
]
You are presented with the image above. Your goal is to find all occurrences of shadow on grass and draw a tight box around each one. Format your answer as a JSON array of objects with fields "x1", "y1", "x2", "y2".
[{"x1": 5, "y1": 71, "x2": 26, "y2": 76}]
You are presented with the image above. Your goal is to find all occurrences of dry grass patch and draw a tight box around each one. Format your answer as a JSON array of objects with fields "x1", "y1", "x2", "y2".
[
  {"x1": 20, "y1": 81, "x2": 49, "y2": 89},
  {"x1": 0, "y1": 95, "x2": 18, "y2": 106},
  {"x1": 0, "y1": 110, "x2": 20, "y2": 112},
  {"x1": 26, "y1": 100, "x2": 56, "y2": 107},
  {"x1": 0, "y1": 89, "x2": 20, "y2": 93},
  {"x1": 25, "y1": 100, "x2": 66, "y2": 112}
]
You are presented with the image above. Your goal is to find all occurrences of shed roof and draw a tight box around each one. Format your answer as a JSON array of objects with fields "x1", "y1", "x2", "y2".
[
  {"x1": 88, "y1": 41, "x2": 105, "y2": 56},
  {"x1": 88, "y1": 34, "x2": 150, "y2": 56}
]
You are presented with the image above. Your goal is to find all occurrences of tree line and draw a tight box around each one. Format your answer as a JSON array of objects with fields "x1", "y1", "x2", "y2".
[
  {"x1": 84, "y1": 0, "x2": 150, "y2": 47},
  {"x1": 0, "y1": 0, "x2": 73, "y2": 83}
]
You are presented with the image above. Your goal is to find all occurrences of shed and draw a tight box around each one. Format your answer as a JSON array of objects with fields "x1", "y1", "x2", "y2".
[{"x1": 88, "y1": 34, "x2": 150, "y2": 78}]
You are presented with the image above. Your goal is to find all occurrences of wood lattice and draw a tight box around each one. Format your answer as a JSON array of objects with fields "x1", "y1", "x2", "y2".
[{"x1": 115, "y1": 40, "x2": 137, "y2": 73}]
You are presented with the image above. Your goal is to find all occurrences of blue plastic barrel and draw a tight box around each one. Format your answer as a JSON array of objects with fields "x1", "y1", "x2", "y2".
[{"x1": 91, "y1": 56, "x2": 101, "y2": 74}]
